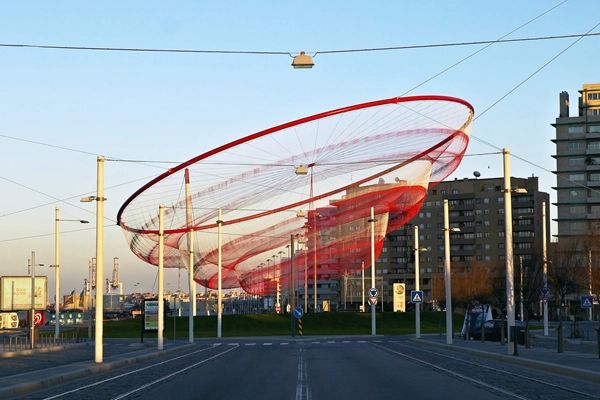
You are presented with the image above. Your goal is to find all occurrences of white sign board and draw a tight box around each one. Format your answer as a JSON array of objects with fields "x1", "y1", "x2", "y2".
[
  {"x1": 1, "y1": 276, "x2": 48, "y2": 311},
  {"x1": 393, "y1": 283, "x2": 406, "y2": 312}
]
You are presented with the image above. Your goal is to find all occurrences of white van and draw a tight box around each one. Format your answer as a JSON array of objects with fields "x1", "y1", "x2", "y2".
[{"x1": 460, "y1": 304, "x2": 493, "y2": 339}]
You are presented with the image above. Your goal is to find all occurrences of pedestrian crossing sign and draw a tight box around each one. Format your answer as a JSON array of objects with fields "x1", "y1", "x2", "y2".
[
  {"x1": 411, "y1": 290, "x2": 423, "y2": 303},
  {"x1": 581, "y1": 296, "x2": 594, "y2": 309}
]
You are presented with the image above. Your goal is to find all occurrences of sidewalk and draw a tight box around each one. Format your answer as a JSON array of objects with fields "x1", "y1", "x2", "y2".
[
  {"x1": 413, "y1": 328, "x2": 600, "y2": 384},
  {"x1": 0, "y1": 338, "x2": 197, "y2": 399}
]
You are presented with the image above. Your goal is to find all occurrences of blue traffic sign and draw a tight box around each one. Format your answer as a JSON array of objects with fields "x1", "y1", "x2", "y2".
[
  {"x1": 369, "y1": 288, "x2": 379, "y2": 298},
  {"x1": 411, "y1": 290, "x2": 423, "y2": 303},
  {"x1": 293, "y1": 307, "x2": 304, "y2": 318},
  {"x1": 581, "y1": 296, "x2": 594, "y2": 309},
  {"x1": 541, "y1": 287, "x2": 550, "y2": 297}
]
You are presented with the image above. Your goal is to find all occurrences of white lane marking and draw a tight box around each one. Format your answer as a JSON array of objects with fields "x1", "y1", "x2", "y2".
[
  {"x1": 264, "y1": 343, "x2": 273, "y2": 346},
  {"x1": 295, "y1": 352, "x2": 312, "y2": 400},
  {"x1": 245, "y1": 343, "x2": 256, "y2": 346},
  {"x1": 111, "y1": 346, "x2": 239, "y2": 400},
  {"x1": 281, "y1": 343, "x2": 290, "y2": 345},
  {"x1": 42, "y1": 346, "x2": 232, "y2": 400}
]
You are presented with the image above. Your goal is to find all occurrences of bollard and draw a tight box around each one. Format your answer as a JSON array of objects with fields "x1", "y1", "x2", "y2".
[
  {"x1": 596, "y1": 328, "x2": 600, "y2": 359},
  {"x1": 557, "y1": 324, "x2": 564, "y2": 353},
  {"x1": 511, "y1": 326, "x2": 518, "y2": 356}
]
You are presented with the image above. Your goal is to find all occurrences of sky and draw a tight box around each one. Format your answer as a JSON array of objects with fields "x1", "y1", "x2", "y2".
[{"x1": 1, "y1": 1, "x2": 599, "y2": 303}]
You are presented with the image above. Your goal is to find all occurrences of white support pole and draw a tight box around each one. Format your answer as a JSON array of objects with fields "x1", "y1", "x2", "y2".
[
  {"x1": 370, "y1": 207, "x2": 376, "y2": 335},
  {"x1": 188, "y1": 229, "x2": 194, "y2": 343},
  {"x1": 95, "y1": 156, "x2": 105, "y2": 363},
  {"x1": 158, "y1": 205, "x2": 164, "y2": 350},
  {"x1": 361, "y1": 261, "x2": 365, "y2": 312},
  {"x1": 589, "y1": 251, "x2": 593, "y2": 322},
  {"x1": 542, "y1": 201, "x2": 548, "y2": 336},
  {"x1": 217, "y1": 208, "x2": 223, "y2": 338},
  {"x1": 503, "y1": 148, "x2": 516, "y2": 355},
  {"x1": 443, "y1": 200, "x2": 453, "y2": 345},
  {"x1": 414, "y1": 226, "x2": 421, "y2": 339},
  {"x1": 30, "y1": 251, "x2": 36, "y2": 349},
  {"x1": 55, "y1": 207, "x2": 60, "y2": 339},
  {"x1": 88, "y1": 260, "x2": 93, "y2": 341}
]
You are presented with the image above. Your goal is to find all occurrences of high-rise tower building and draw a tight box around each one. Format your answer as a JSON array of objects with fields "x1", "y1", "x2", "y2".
[{"x1": 552, "y1": 83, "x2": 600, "y2": 239}]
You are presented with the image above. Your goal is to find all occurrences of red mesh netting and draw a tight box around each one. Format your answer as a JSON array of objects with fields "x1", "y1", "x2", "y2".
[{"x1": 117, "y1": 95, "x2": 474, "y2": 295}]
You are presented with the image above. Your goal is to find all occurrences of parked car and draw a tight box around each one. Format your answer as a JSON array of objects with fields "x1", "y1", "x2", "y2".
[{"x1": 468, "y1": 319, "x2": 526, "y2": 345}]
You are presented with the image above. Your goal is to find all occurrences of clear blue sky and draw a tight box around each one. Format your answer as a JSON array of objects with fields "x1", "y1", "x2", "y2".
[{"x1": 1, "y1": 1, "x2": 599, "y2": 302}]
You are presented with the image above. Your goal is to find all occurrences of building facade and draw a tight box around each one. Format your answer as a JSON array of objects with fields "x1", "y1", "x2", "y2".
[
  {"x1": 552, "y1": 83, "x2": 600, "y2": 239},
  {"x1": 327, "y1": 176, "x2": 550, "y2": 311}
]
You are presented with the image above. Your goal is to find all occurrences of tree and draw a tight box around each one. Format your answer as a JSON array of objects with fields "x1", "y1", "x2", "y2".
[{"x1": 548, "y1": 238, "x2": 586, "y2": 352}]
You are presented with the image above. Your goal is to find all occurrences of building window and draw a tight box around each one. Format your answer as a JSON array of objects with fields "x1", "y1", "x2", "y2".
[
  {"x1": 589, "y1": 93, "x2": 600, "y2": 101},
  {"x1": 498, "y1": 243, "x2": 505, "y2": 249},
  {"x1": 570, "y1": 221, "x2": 587, "y2": 230},
  {"x1": 484, "y1": 244, "x2": 491, "y2": 249},
  {"x1": 589, "y1": 109, "x2": 600, "y2": 116},
  {"x1": 590, "y1": 126, "x2": 600, "y2": 133},
  {"x1": 569, "y1": 174, "x2": 585, "y2": 181},
  {"x1": 440, "y1": 190, "x2": 446, "y2": 194},
  {"x1": 591, "y1": 173, "x2": 600, "y2": 182},
  {"x1": 589, "y1": 141, "x2": 600, "y2": 150},
  {"x1": 498, "y1": 208, "x2": 504, "y2": 214},
  {"x1": 569, "y1": 158, "x2": 585, "y2": 166},
  {"x1": 498, "y1": 231, "x2": 505, "y2": 237},
  {"x1": 570, "y1": 189, "x2": 586, "y2": 198},
  {"x1": 484, "y1": 198, "x2": 490, "y2": 204},
  {"x1": 569, "y1": 141, "x2": 585, "y2": 149},
  {"x1": 590, "y1": 205, "x2": 600, "y2": 214},
  {"x1": 568, "y1": 126, "x2": 584, "y2": 134},
  {"x1": 570, "y1": 205, "x2": 586, "y2": 214},
  {"x1": 485, "y1": 256, "x2": 491, "y2": 261},
  {"x1": 452, "y1": 189, "x2": 459, "y2": 194}
]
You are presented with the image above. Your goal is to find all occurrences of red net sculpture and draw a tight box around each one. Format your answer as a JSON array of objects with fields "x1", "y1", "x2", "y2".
[{"x1": 117, "y1": 95, "x2": 474, "y2": 295}]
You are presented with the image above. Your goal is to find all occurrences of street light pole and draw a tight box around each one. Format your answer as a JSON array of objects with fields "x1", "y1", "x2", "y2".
[
  {"x1": 542, "y1": 201, "x2": 548, "y2": 336},
  {"x1": 30, "y1": 251, "x2": 37, "y2": 349},
  {"x1": 80, "y1": 155, "x2": 106, "y2": 363},
  {"x1": 369, "y1": 207, "x2": 376, "y2": 336},
  {"x1": 158, "y1": 205, "x2": 164, "y2": 350},
  {"x1": 55, "y1": 208, "x2": 60, "y2": 340},
  {"x1": 54, "y1": 207, "x2": 88, "y2": 340},
  {"x1": 443, "y1": 200, "x2": 453, "y2": 345},
  {"x1": 503, "y1": 148, "x2": 516, "y2": 356},
  {"x1": 217, "y1": 208, "x2": 223, "y2": 338},
  {"x1": 414, "y1": 226, "x2": 427, "y2": 339}
]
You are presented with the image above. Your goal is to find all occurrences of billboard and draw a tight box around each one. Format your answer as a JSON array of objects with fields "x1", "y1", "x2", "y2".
[
  {"x1": 144, "y1": 300, "x2": 159, "y2": 331},
  {"x1": 393, "y1": 283, "x2": 406, "y2": 312},
  {"x1": 1, "y1": 276, "x2": 48, "y2": 311}
]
